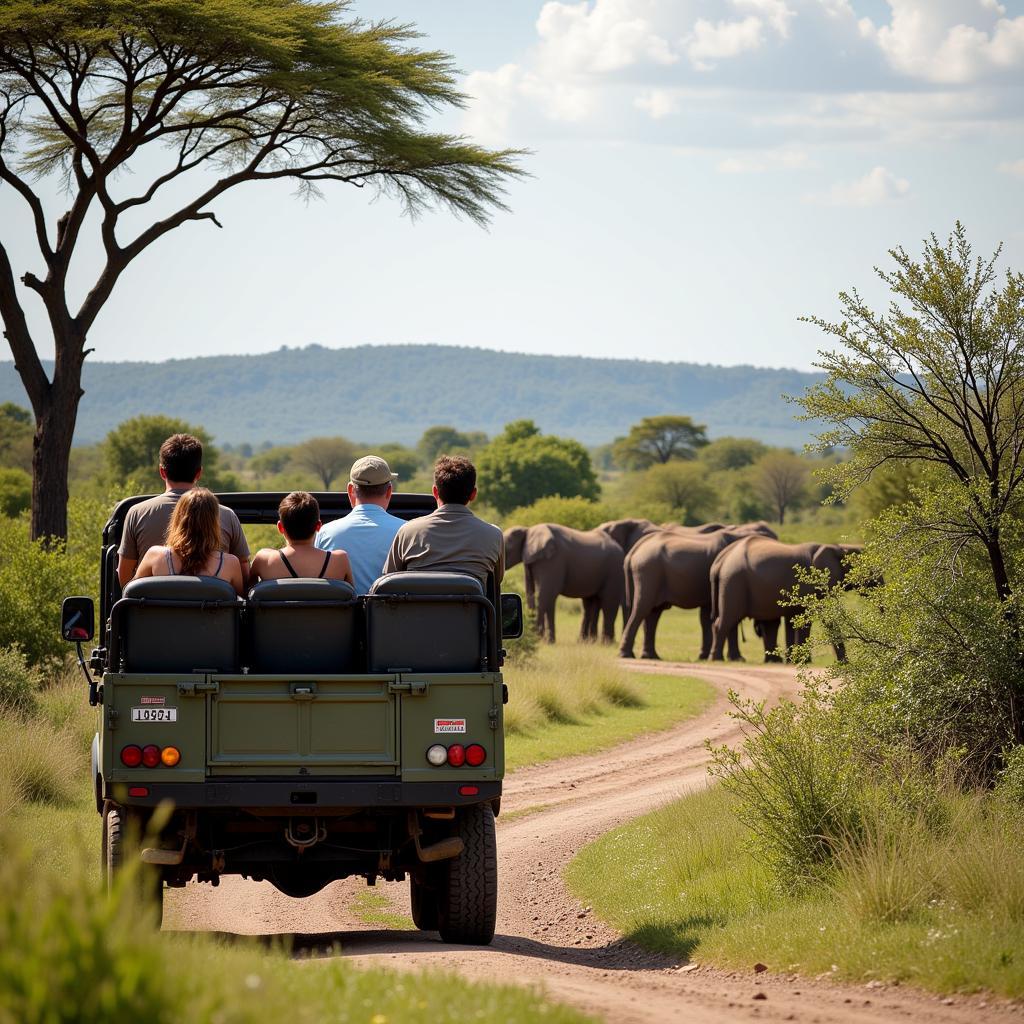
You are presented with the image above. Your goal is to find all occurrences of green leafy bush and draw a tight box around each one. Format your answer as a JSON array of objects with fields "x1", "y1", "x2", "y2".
[
  {"x1": 505, "y1": 495, "x2": 614, "y2": 531},
  {"x1": 997, "y1": 746, "x2": 1024, "y2": 806},
  {"x1": 0, "y1": 467, "x2": 31, "y2": 517},
  {"x1": 0, "y1": 645, "x2": 41, "y2": 715}
]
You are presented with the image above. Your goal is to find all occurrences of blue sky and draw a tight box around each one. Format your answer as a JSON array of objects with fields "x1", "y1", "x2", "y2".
[{"x1": 2, "y1": 0, "x2": 1023, "y2": 370}]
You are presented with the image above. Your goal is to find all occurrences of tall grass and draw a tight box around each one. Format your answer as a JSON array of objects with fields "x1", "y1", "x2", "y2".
[
  {"x1": 568, "y1": 783, "x2": 1024, "y2": 995},
  {"x1": 0, "y1": 829, "x2": 591, "y2": 1024},
  {"x1": 503, "y1": 644, "x2": 644, "y2": 737}
]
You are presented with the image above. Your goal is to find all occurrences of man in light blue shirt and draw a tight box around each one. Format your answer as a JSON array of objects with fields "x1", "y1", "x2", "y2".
[{"x1": 315, "y1": 456, "x2": 404, "y2": 594}]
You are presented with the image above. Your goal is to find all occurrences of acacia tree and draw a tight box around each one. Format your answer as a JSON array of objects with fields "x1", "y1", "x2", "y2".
[
  {"x1": 753, "y1": 450, "x2": 808, "y2": 524},
  {"x1": 612, "y1": 415, "x2": 708, "y2": 469},
  {"x1": 293, "y1": 435, "x2": 353, "y2": 490},
  {"x1": 0, "y1": 0, "x2": 522, "y2": 539}
]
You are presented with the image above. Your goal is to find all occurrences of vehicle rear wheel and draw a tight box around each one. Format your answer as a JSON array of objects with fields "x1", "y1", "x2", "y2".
[
  {"x1": 410, "y1": 872, "x2": 440, "y2": 931},
  {"x1": 437, "y1": 803, "x2": 497, "y2": 945},
  {"x1": 105, "y1": 805, "x2": 163, "y2": 922}
]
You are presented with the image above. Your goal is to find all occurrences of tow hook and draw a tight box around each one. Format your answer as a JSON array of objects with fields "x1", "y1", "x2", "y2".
[
  {"x1": 141, "y1": 815, "x2": 195, "y2": 866},
  {"x1": 285, "y1": 817, "x2": 326, "y2": 850},
  {"x1": 407, "y1": 811, "x2": 464, "y2": 863}
]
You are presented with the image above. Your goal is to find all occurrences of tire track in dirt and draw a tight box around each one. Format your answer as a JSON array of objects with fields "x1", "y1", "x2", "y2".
[{"x1": 165, "y1": 662, "x2": 1020, "y2": 1024}]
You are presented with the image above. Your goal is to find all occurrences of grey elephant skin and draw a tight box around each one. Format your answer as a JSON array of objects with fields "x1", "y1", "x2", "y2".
[
  {"x1": 504, "y1": 524, "x2": 625, "y2": 643},
  {"x1": 617, "y1": 522, "x2": 778, "y2": 661},
  {"x1": 595, "y1": 518, "x2": 660, "y2": 553},
  {"x1": 709, "y1": 536, "x2": 862, "y2": 662}
]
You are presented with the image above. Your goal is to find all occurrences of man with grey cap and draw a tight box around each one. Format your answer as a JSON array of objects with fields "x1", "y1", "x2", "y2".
[{"x1": 315, "y1": 455, "x2": 403, "y2": 594}]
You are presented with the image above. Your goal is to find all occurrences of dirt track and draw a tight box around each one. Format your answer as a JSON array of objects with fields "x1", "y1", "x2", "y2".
[{"x1": 166, "y1": 662, "x2": 1021, "y2": 1023}]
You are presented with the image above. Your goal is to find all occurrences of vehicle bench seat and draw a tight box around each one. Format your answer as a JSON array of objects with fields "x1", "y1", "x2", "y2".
[
  {"x1": 366, "y1": 572, "x2": 487, "y2": 673},
  {"x1": 246, "y1": 578, "x2": 359, "y2": 674},
  {"x1": 114, "y1": 576, "x2": 241, "y2": 674}
]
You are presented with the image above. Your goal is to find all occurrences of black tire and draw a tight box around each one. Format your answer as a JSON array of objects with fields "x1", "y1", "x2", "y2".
[
  {"x1": 410, "y1": 873, "x2": 440, "y2": 931},
  {"x1": 105, "y1": 805, "x2": 163, "y2": 922},
  {"x1": 437, "y1": 803, "x2": 497, "y2": 945}
]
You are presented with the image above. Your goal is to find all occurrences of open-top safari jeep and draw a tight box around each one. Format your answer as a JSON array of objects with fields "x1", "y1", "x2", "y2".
[{"x1": 61, "y1": 492, "x2": 521, "y2": 944}]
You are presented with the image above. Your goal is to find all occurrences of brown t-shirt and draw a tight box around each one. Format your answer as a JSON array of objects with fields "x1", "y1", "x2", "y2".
[
  {"x1": 383, "y1": 503, "x2": 504, "y2": 587},
  {"x1": 117, "y1": 489, "x2": 249, "y2": 563}
]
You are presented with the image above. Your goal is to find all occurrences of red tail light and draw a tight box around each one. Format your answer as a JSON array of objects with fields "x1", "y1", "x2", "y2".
[
  {"x1": 128, "y1": 786, "x2": 149, "y2": 797},
  {"x1": 141, "y1": 744, "x2": 161, "y2": 768},
  {"x1": 459, "y1": 785, "x2": 479, "y2": 796},
  {"x1": 465, "y1": 744, "x2": 486, "y2": 767},
  {"x1": 120, "y1": 745, "x2": 143, "y2": 767},
  {"x1": 447, "y1": 744, "x2": 466, "y2": 767}
]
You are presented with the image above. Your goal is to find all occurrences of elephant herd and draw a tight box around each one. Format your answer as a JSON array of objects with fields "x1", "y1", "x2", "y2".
[{"x1": 503, "y1": 518, "x2": 861, "y2": 662}]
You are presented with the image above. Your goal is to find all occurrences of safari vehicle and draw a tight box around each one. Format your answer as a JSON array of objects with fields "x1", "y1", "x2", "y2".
[{"x1": 61, "y1": 492, "x2": 521, "y2": 945}]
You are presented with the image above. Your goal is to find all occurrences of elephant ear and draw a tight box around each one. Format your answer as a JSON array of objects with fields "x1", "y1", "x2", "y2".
[
  {"x1": 525, "y1": 524, "x2": 557, "y2": 563},
  {"x1": 810, "y1": 544, "x2": 843, "y2": 583}
]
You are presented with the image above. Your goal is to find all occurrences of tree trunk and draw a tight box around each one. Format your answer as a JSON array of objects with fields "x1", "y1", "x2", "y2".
[{"x1": 28, "y1": 336, "x2": 85, "y2": 543}]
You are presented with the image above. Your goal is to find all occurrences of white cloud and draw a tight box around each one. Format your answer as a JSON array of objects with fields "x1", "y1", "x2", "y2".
[
  {"x1": 868, "y1": 0, "x2": 1024, "y2": 84},
  {"x1": 734, "y1": 0, "x2": 794, "y2": 38},
  {"x1": 685, "y1": 15, "x2": 765, "y2": 66},
  {"x1": 997, "y1": 158, "x2": 1024, "y2": 176},
  {"x1": 717, "y1": 149, "x2": 811, "y2": 172},
  {"x1": 634, "y1": 88, "x2": 681, "y2": 118},
  {"x1": 807, "y1": 165, "x2": 911, "y2": 206}
]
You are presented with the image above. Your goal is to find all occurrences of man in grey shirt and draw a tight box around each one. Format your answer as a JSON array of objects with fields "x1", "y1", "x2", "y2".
[
  {"x1": 117, "y1": 433, "x2": 249, "y2": 588},
  {"x1": 384, "y1": 455, "x2": 503, "y2": 587}
]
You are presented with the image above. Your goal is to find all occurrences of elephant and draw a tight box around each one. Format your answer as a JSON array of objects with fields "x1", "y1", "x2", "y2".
[
  {"x1": 595, "y1": 518, "x2": 661, "y2": 553},
  {"x1": 708, "y1": 537, "x2": 862, "y2": 662},
  {"x1": 503, "y1": 524, "x2": 625, "y2": 643},
  {"x1": 618, "y1": 528, "x2": 748, "y2": 660}
]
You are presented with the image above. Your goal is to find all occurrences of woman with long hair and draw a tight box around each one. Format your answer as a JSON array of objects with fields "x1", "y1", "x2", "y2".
[{"x1": 133, "y1": 487, "x2": 244, "y2": 595}]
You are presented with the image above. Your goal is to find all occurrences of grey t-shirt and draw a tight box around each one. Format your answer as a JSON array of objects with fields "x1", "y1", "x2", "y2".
[{"x1": 117, "y1": 489, "x2": 249, "y2": 563}]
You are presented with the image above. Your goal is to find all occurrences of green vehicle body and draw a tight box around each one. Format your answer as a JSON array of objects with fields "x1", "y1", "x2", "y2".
[{"x1": 69, "y1": 492, "x2": 517, "y2": 944}]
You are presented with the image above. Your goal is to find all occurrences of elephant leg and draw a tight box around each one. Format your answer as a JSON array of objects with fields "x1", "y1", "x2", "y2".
[
  {"x1": 783, "y1": 618, "x2": 796, "y2": 661},
  {"x1": 759, "y1": 619, "x2": 782, "y2": 662},
  {"x1": 726, "y1": 625, "x2": 743, "y2": 661},
  {"x1": 833, "y1": 638, "x2": 847, "y2": 664},
  {"x1": 579, "y1": 598, "x2": 598, "y2": 643},
  {"x1": 640, "y1": 604, "x2": 667, "y2": 660},
  {"x1": 698, "y1": 605, "x2": 712, "y2": 660},
  {"x1": 619, "y1": 588, "x2": 653, "y2": 659}
]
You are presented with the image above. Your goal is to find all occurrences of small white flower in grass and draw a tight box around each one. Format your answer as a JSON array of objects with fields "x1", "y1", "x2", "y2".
[{"x1": 244, "y1": 974, "x2": 261, "y2": 990}]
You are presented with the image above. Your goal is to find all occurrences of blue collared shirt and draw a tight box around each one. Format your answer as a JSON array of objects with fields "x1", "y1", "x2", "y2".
[{"x1": 315, "y1": 503, "x2": 404, "y2": 595}]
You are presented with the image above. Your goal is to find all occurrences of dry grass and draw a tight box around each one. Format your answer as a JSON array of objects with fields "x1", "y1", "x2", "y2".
[{"x1": 0, "y1": 713, "x2": 84, "y2": 808}]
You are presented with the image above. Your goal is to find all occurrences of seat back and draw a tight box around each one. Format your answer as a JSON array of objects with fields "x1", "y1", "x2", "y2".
[
  {"x1": 114, "y1": 577, "x2": 240, "y2": 673},
  {"x1": 247, "y1": 578, "x2": 360, "y2": 674},
  {"x1": 366, "y1": 572, "x2": 488, "y2": 673}
]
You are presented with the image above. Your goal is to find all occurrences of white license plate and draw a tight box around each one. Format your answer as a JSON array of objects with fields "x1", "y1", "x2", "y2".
[{"x1": 130, "y1": 707, "x2": 178, "y2": 723}]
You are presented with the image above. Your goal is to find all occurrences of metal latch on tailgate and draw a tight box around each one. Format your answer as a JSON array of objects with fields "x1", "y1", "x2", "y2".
[
  {"x1": 388, "y1": 680, "x2": 429, "y2": 696},
  {"x1": 177, "y1": 680, "x2": 220, "y2": 696}
]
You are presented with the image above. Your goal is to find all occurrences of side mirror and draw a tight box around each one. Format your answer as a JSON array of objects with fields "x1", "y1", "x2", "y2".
[
  {"x1": 61, "y1": 596, "x2": 95, "y2": 643},
  {"x1": 500, "y1": 593, "x2": 524, "y2": 639}
]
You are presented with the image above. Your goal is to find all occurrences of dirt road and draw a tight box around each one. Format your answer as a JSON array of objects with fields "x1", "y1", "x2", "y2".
[{"x1": 166, "y1": 662, "x2": 1019, "y2": 1023}]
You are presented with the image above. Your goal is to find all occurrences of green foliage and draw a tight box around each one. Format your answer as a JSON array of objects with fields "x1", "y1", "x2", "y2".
[
  {"x1": 417, "y1": 425, "x2": 487, "y2": 464},
  {"x1": 0, "y1": 402, "x2": 32, "y2": 472},
  {"x1": 752, "y1": 449, "x2": 809, "y2": 524},
  {"x1": 850, "y1": 461, "x2": 926, "y2": 520},
  {"x1": 997, "y1": 746, "x2": 1024, "y2": 806},
  {"x1": 505, "y1": 495, "x2": 614, "y2": 531},
  {"x1": 291, "y1": 436, "x2": 354, "y2": 490},
  {"x1": 104, "y1": 416, "x2": 237, "y2": 492},
  {"x1": 633, "y1": 461, "x2": 715, "y2": 524},
  {"x1": 0, "y1": 644, "x2": 41, "y2": 715},
  {"x1": 0, "y1": 467, "x2": 31, "y2": 516},
  {"x1": 699, "y1": 436, "x2": 768, "y2": 472},
  {"x1": 477, "y1": 420, "x2": 599, "y2": 515},
  {"x1": 374, "y1": 443, "x2": 421, "y2": 481},
  {"x1": 0, "y1": 510, "x2": 96, "y2": 669},
  {"x1": 611, "y1": 415, "x2": 708, "y2": 469}
]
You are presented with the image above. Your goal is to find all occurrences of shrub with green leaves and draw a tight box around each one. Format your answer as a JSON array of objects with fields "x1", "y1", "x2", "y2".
[
  {"x1": 997, "y1": 746, "x2": 1024, "y2": 806},
  {"x1": 504, "y1": 495, "x2": 614, "y2": 531},
  {"x1": 0, "y1": 645, "x2": 41, "y2": 715}
]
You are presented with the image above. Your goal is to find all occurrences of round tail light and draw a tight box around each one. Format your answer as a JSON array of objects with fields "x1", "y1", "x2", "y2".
[
  {"x1": 160, "y1": 746, "x2": 181, "y2": 767},
  {"x1": 120, "y1": 745, "x2": 142, "y2": 767},
  {"x1": 426, "y1": 744, "x2": 447, "y2": 766},
  {"x1": 447, "y1": 744, "x2": 466, "y2": 767},
  {"x1": 141, "y1": 744, "x2": 161, "y2": 768},
  {"x1": 465, "y1": 743, "x2": 486, "y2": 767}
]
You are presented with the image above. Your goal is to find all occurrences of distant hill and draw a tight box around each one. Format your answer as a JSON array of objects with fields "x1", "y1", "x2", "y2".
[{"x1": 0, "y1": 344, "x2": 824, "y2": 448}]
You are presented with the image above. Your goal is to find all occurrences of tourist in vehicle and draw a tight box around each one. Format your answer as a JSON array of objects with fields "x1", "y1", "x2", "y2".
[
  {"x1": 117, "y1": 433, "x2": 249, "y2": 588},
  {"x1": 132, "y1": 487, "x2": 245, "y2": 596},
  {"x1": 315, "y1": 455, "x2": 403, "y2": 594},
  {"x1": 250, "y1": 491, "x2": 354, "y2": 586},
  {"x1": 383, "y1": 455, "x2": 504, "y2": 586}
]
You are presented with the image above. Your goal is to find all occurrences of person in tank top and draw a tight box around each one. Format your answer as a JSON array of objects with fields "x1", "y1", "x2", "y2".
[
  {"x1": 133, "y1": 487, "x2": 245, "y2": 596},
  {"x1": 249, "y1": 491, "x2": 354, "y2": 586}
]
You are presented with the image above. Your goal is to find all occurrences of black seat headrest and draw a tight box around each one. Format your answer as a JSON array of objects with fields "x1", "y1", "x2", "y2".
[
  {"x1": 248, "y1": 578, "x2": 356, "y2": 603},
  {"x1": 122, "y1": 576, "x2": 239, "y2": 602},
  {"x1": 368, "y1": 571, "x2": 483, "y2": 596}
]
